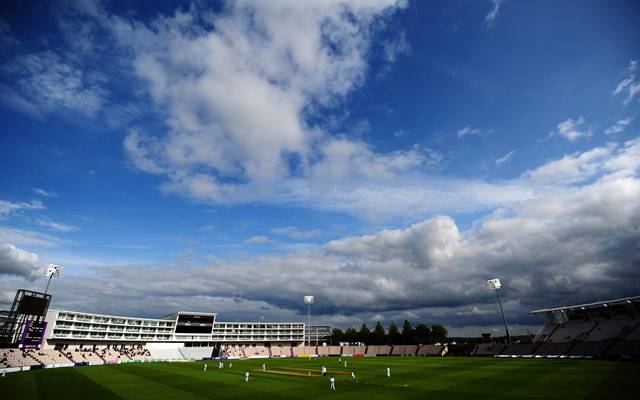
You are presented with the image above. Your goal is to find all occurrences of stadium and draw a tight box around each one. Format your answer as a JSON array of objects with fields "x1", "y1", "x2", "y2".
[{"x1": 0, "y1": 285, "x2": 638, "y2": 398}]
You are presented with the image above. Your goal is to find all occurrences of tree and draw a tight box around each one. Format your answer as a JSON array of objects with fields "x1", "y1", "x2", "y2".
[
  {"x1": 388, "y1": 321, "x2": 401, "y2": 344},
  {"x1": 430, "y1": 324, "x2": 448, "y2": 343},
  {"x1": 401, "y1": 320, "x2": 414, "y2": 344},
  {"x1": 344, "y1": 327, "x2": 358, "y2": 344},
  {"x1": 373, "y1": 321, "x2": 386, "y2": 345},
  {"x1": 358, "y1": 323, "x2": 372, "y2": 344},
  {"x1": 414, "y1": 323, "x2": 431, "y2": 344},
  {"x1": 330, "y1": 328, "x2": 344, "y2": 345}
]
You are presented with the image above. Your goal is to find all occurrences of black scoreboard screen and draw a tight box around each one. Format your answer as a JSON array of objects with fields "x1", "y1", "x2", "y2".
[
  {"x1": 18, "y1": 295, "x2": 49, "y2": 316},
  {"x1": 175, "y1": 314, "x2": 214, "y2": 334}
]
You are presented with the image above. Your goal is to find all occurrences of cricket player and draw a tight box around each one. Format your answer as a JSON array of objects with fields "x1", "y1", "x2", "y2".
[
  {"x1": 229, "y1": 362, "x2": 233, "y2": 368},
  {"x1": 344, "y1": 360, "x2": 347, "y2": 368},
  {"x1": 203, "y1": 363, "x2": 207, "y2": 372},
  {"x1": 329, "y1": 376, "x2": 336, "y2": 390},
  {"x1": 386, "y1": 366, "x2": 391, "y2": 378},
  {"x1": 219, "y1": 361, "x2": 224, "y2": 369},
  {"x1": 262, "y1": 363, "x2": 266, "y2": 371},
  {"x1": 322, "y1": 365, "x2": 327, "y2": 377},
  {"x1": 244, "y1": 371, "x2": 250, "y2": 383},
  {"x1": 351, "y1": 371, "x2": 355, "y2": 381}
]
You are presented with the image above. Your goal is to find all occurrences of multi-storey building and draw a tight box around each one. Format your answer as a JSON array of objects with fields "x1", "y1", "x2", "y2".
[{"x1": 43, "y1": 309, "x2": 306, "y2": 347}]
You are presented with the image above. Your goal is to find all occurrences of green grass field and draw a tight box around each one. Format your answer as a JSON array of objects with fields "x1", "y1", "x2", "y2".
[{"x1": 1, "y1": 357, "x2": 637, "y2": 399}]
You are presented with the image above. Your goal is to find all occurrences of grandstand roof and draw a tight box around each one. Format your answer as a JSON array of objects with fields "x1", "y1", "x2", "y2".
[{"x1": 531, "y1": 295, "x2": 640, "y2": 315}]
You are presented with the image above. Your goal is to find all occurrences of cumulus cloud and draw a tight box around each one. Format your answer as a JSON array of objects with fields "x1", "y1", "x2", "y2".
[
  {"x1": 243, "y1": 235, "x2": 276, "y2": 245},
  {"x1": 0, "y1": 241, "x2": 42, "y2": 279},
  {"x1": 3, "y1": 142, "x2": 638, "y2": 328},
  {"x1": 553, "y1": 116, "x2": 592, "y2": 142},
  {"x1": 604, "y1": 116, "x2": 633, "y2": 135}
]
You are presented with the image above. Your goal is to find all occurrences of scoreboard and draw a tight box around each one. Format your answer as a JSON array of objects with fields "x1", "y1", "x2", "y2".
[{"x1": 19, "y1": 320, "x2": 48, "y2": 348}]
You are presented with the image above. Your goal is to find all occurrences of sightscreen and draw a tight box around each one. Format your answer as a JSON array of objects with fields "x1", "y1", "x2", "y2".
[
  {"x1": 175, "y1": 314, "x2": 214, "y2": 334},
  {"x1": 17, "y1": 295, "x2": 49, "y2": 316}
]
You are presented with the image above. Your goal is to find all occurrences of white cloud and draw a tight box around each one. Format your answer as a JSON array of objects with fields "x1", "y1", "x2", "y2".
[
  {"x1": 456, "y1": 126, "x2": 482, "y2": 139},
  {"x1": 495, "y1": 150, "x2": 517, "y2": 166},
  {"x1": 0, "y1": 51, "x2": 106, "y2": 119},
  {"x1": 613, "y1": 60, "x2": 640, "y2": 105},
  {"x1": 604, "y1": 116, "x2": 633, "y2": 135},
  {"x1": 37, "y1": 218, "x2": 80, "y2": 233},
  {"x1": 553, "y1": 116, "x2": 592, "y2": 142},
  {"x1": 243, "y1": 235, "x2": 275, "y2": 245},
  {"x1": 271, "y1": 226, "x2": 322, "y2": 240},
  {"x1": 4, "y1": 151, "x2": 638, "y2": 326},
  {"x1": 0, "y1": 199, "x2": 45, "y2": 218},
  {"x1": 0, "y1": 227, "x2": 66, "y2": 248},
  {"x1": 0, "y1": 241, "x2": 42, "y2": 279},
  {"x1": 32, "y1": 188, "x2": 58, "y2": 198},
  {"x1": 484, "y1": 0, "x2": 507, "y2": 27}
]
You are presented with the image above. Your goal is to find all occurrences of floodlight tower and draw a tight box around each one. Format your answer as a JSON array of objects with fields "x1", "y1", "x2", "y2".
[
  {"x1": 486, "y1": 278, "x2": 511, "y2": 344},
  {"x1": 44, "y1": 264, "x2": 63, "y2": 294},
  {"x1": 304, "y1": 295, "x2": 314, "y2": 346}
]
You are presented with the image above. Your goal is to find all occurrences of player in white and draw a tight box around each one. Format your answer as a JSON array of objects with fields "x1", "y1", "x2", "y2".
[
  {"x1": 386, "y1": 366, "x2": 391, "y2": 378},
  {"x1": 343, "y1": 360, "x2": 347, "y2": 368},
  {"x1": 244, "y1": 371, "x2": 250, "y2": 383},
  {"x1": 262, "y1": 363, "x2": 266, "y2": 371},
  {"x1": 203, "y1": 363, "x2": 207, "y2": 372},
  {"x1": 229, "y1": 362, "x2": 233, "y2": 368},
  {"x1": 351, "y1": 371, "x2": 356, "y2": 381},
  {"x1": 321, "y1": 365, "x2": 327, "y2": 377},
  {"x1": 329, "y1": 376, "x2": 336, "y2": 390}
]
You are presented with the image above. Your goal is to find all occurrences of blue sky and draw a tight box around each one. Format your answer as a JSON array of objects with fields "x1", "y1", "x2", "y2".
[{"x1": 1, "y1": 0, "x2": 639, "y2": 336}]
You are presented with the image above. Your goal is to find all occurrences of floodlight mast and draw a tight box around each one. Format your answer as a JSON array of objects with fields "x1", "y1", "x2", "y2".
[
  {"x1": 486, "y1": 278, "x2": 511, "y2": 344},
  {"x1": 45, "y1": 264, "x2": 63, "y2": 294},
  {"x1": 304, "y1": 296, "x2": 314, "y2": 346}
]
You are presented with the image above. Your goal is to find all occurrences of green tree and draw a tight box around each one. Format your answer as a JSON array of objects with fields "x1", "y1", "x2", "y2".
[
  {"x1": 401, "y1": 319, "x2": 414, "y2": 344},
  {"x1": 358, "y1": 323, "x2": 372, "y2": 344},
  {"x1": 330, "y1": 328, "x2": 344, "y2": 345},
  {"x1": 344, "y1": 327, "x2": 358, "y2": 344},
  {"x1": 415, "y1": 323, "x2": 431, "y2": 344},
  {"x1": 373, "y1": 321, "x2": 386, "y2": 345},
  {"x1": 430, "y1": 324, "x2": 448, "y2": 343},
  {"x1": 388, "y1": 321, "x2": 401, "y2": 344}
]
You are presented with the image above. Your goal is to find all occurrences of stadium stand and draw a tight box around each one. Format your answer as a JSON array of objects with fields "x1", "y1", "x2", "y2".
[
  {"x1": 366, "y1": 345, "x2": 391, "y2": 356},
  {"x1": 243, "y1": 346, "x2": 269, "y2": 358},
  {"x1": 547, "y1": 321, "x2": 596, "y2": 343},
  {"x1": 328, "y1": 345, "x2": 341, "y2": 355},
  {"x1": 471, "y1": 343, "x2": 506, "y2": 356},
  {"x1": 317, "y1": 346, "x2": 330, "y2": 356},
  {"x1": 391, "y1": 345, "x2": 417, "y2": 356},
  {"x1": 417, "y1": 344, "x2": 447, "y2": 356},
  {"x1": 270, "y1": 346, "x2": 292, "y2": 357}
]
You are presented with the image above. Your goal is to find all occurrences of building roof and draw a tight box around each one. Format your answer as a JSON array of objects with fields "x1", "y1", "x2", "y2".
[{"x1": 531, "y1": 295, "x2": 640, "y2": 314}]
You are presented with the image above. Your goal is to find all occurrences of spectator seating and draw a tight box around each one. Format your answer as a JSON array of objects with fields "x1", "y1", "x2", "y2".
[
  {"x1": 547, "y1": 321, "x2": 596, "y2": 343},
  {"x1": 178, "y1": 347, "x2": 214, "y2": 360}
]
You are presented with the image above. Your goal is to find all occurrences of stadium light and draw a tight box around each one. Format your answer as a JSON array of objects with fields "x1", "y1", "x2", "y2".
[
  {"x1": 486, "y1": 278, "x2": 511, "y2": 344},
  {"x1": 45, "y1": 264, "x2": 63, "y2": 294},
  {"x1": 304, "y1": 295, "x2": 314, "y2": 346}
]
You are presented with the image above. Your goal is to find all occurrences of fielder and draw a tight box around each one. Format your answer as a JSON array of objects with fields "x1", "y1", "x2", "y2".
[
  {"x1": 244, "y1": 371, "x2": 250, "y2": 383},
  {"x1": 386, "y1": 366, "x2": 391, "y2": 378},
  {"x1": 329, "y1": 376, "x2": 336, "y2": 390},
  {"x1": 203, "y1": 363, "x2": 207, "y2": 372},
  {"x1": 321, "y1": 365, "x2": 327, "y2": 377},
  {"x1": 351, "y1": 371, "x2": 356, "y2": 381}
]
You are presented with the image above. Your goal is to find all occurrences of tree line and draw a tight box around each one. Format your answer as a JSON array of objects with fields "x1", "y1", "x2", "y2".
[{"x1": 329, "y1": 320, "x2": 448, "y2": 345}]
